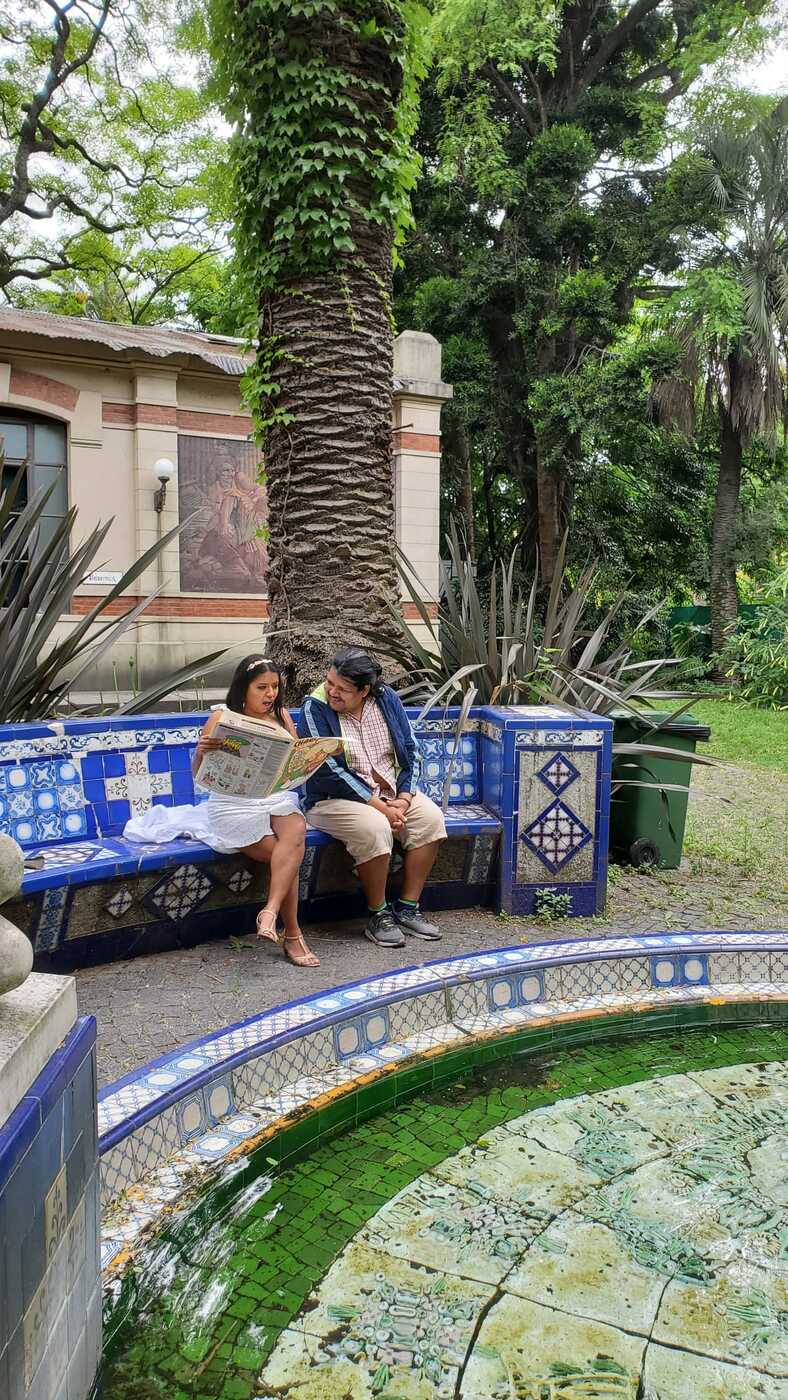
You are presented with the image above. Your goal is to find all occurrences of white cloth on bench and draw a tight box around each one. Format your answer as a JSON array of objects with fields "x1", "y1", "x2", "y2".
[{"x1": 123, "y1": 790, "x2": 301, "y2": 855}]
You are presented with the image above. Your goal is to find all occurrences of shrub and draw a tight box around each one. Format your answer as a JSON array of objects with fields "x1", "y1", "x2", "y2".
[{"x1": 721, "y1": 566, "x2": 788, "y2": 708}]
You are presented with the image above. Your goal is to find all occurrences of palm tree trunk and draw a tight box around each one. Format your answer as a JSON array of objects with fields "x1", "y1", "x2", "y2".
[
  {"x1": 264, "y1": 230, "x2": 401, "y2": 697},
  {"x1": 710, "y1": 393, "x2": 743, "y2": 671},
  {"x1": 259, "y1": 9, "x2": 405, "y2": 699}
]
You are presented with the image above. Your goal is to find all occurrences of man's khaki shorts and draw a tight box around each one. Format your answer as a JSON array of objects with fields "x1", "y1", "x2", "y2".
[{"x1": 306, "y1": 790, "x2": 447, "y2": 865}]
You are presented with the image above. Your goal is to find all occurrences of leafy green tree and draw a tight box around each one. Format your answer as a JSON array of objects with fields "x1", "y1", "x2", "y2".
[
  {"x1": 397, "y1": 0, "x2": 775, "y2": 580},
  {"x1": 209, "y1": 0, "x2": 429, "y2": 693},
  {"x1": 0, "y1": 0, "x2": 227, "y2": 310},
  {"x1": 652, "y1": 110, "x2": 788, "y2": 665}
]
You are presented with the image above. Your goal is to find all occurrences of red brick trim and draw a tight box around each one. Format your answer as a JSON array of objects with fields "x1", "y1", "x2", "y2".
[
  {"x1": 72, "y1": 595, "x2": 268, "y2": 618},
  {"x1": 394, "y1": 431, "x2": 440, "y2": 452},
  {"x1": 102, "y1": 402, "x2": 177, "y2": 427},
  {"x1": 102, "y1": 402, "x2": 254, "y2": 436},
  {"x1": 9, "y1": 368, "x2": 78, "y2": 412},
  {"x1": 177, "y1": 409, "x2": 254, "y2": 436},
  {"x1": 70, "y1": 595, "x2": 439, "y2": 620},
  {"x1": 403, "y1": 601, "x2": 438, "y2": 619}
]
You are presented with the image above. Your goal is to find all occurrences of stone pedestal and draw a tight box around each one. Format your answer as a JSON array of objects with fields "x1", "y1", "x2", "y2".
[{"x1": 0, "y1": 976, "x2": 100, "y2": 1400}]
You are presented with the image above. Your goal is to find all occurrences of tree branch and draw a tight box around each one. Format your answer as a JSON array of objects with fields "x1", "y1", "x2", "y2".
[
  {"x1": 574, "y1": 0, "x2": 664, "y2": 101},
  {"x1": 482, "y1": 62, "x2": 538, "y2": 137},
  {"x1": 1, "y1": 0, "x2": 111, "y2": 227}
]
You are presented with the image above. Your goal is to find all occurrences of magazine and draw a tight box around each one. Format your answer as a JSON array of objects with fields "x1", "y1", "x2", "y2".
[{"x1": 196, "y1": 708, "x2": 344, "y2": 799}]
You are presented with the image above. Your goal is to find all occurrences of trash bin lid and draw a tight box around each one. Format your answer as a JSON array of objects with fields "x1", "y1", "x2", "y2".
[{"x1": 611, "y1": 708, "x2": 711, "y2": 741}]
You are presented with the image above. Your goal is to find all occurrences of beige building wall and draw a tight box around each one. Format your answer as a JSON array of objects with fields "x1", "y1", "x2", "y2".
[{"x1": 0, "y1": 314, "x2": 450, "y2": 698}]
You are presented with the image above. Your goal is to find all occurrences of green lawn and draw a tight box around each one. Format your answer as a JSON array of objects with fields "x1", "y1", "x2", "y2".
[{"x1": 690, "y1": 698, "x2": 788, "y2": 773}]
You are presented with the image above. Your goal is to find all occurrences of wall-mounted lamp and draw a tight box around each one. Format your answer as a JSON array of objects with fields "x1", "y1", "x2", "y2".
[{"x1": 153, "y1": 458, "x2": 174, "y2": 513}]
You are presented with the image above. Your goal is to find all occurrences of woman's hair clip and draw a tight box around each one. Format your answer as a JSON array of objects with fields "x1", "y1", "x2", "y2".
[{"x1": 247, "y1": 657, "x2": 274, "y2": 671}]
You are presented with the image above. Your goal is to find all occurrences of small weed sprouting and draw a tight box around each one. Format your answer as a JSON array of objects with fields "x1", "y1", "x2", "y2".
[{"x1": 533, "y1": 888, "x2": 572, "y2": 922}]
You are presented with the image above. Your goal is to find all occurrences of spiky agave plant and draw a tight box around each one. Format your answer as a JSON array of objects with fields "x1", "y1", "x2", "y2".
[{"x1": 369, "y1": 520, "x2": 716, "y2": 806}]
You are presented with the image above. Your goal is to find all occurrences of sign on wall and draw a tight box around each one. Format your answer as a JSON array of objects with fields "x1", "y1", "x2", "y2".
[{"x1": 177, "y1": 436, "x2": 268, "y2": 595}]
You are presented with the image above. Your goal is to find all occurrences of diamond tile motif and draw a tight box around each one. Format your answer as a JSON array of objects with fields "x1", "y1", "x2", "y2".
[
  {"x1": 105, "y1": 888, "x2": 134, "y2": 918},
  {"x1": 226, "y1": 867, "x2": 254, "y2": 894},
  {"x1": 27, "y1": 842, "x2": 115, "y2": 868},
  {"x1": 537, "y1": 750, "x2": 580, "y2": 797},
  {"x1": 145, "y1": 864, "x2": 214, "y2": 922},
  {"x1": 520, "y1": 800, "x2": 592, "y2": 873}
]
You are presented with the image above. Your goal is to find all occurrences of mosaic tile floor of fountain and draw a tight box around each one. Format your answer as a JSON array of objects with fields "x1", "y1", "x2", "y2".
[{"x1": 101, "y1": 1024, "x2": 788, "y2": 1400}]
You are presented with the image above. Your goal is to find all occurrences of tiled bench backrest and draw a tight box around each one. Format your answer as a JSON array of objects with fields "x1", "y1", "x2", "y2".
[{"x1": 0, "y1": 711, "x2": 482, "y2": 848}]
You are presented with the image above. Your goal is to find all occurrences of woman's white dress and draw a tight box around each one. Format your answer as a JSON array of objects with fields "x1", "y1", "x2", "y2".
[
  {"x1": 123, "y1": 709, "x2": 302, "y2": 854},
  {"x1": 124, "y1": 789, "x2": 301, "y2": 855}
]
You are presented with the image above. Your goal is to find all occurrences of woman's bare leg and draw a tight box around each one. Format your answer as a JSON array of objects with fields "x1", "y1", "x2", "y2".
[
  {"x1": 243, "y1": 814, "x2": 308, "y2": 943},
  {"x1": 271, "y1": 815, "x2": 318, "y2": 966}
]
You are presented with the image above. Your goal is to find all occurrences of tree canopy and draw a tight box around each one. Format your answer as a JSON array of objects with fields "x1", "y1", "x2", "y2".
[{"x1": 0, "y1": 0, "x2": 228, "y2": 316}]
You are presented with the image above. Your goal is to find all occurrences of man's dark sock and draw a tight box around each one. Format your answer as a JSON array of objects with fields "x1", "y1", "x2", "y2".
[{"x1": 395, "y1": 897, "x2": 419, "y2": 912}]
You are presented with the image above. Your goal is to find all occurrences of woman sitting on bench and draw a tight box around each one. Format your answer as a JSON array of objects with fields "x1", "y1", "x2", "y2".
[{"x1": 124, "y1": 655, "x2": 318, "y2": 968}]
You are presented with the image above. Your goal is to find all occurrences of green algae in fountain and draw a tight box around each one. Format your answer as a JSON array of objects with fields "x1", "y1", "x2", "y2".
[{"x1": 99, "y1": 1024, "x2": 788, "y2": 1400}]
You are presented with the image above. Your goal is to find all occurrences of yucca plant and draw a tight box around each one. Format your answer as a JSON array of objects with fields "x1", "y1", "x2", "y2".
[
  {"x1": 0, "y1": 463, "x2": 228, "y2": 722},
  {"x1": 374, "y1": 520, "x2": 717, "y2": 803}
]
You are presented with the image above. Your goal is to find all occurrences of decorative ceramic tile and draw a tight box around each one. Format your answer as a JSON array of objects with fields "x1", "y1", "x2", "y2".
[
  {"x1": 650, "y1": 953, "x2": 709, "y2": 989},
  {"x1": 204, "y1": 1075, "x2": 235, "y2": 1125},
  {"x1": 27, "y1": 842, "x2": 112, "y2": 868},
  {"x1": 298, "y1": 844, "x2": 319, "y2": 898},
  {"x1": 44, "y1": 1164, "x2": 68, "y2": 1263},
  {"x1": 225, "y1": 867, "x2": 254, "y2": 894},
  {"x1": 259, "y1": 1242, "x2": 490, "y2": 1396},
  {"x1": 388, "y1": 991, "x2": 448, "y2": 1043},
  {"x1": 515, "y1": 728, "x2": 605, "y2": 748},
  {"x1": 520, "y1": 800, "x2": 593, "y2": 874},
  {"x1": 333, "y1": 1008, "x2": 390, "y2": 1061},
  {"x1": 129, "y1": 1109, "x2": 182, "y2": 1176},
  {"x1": 232, "y1": 1054, "x2": 283, "y2": 1109},
  {"x1": 486, "y1": 971, "x2": 545, "y2": 1011},
  {"x1": 357, "y1": 1175, "x2": 545, "y2": 1286},
  {"x1": 459, "y1": 1294, "x2": 645, "y2": 1399},
  {"x1": 145, "y1": 864, "x2": 214, "y2": 922},
  {"x1": 100, "y1": 1140, "x2": 138, "y2": 1205},
  {"x1": 23, "y1": 1275, "x2": 49, "y2": 1386},
  {"x1": 537, "y1": 750, "x2": 581, "y2": 796},
  {"x1": 35, "y1": 885, "x2": 69, "y2": 953},
  {"x1": 466, "y1": 830, "x2": 498, "y2": 884},
  {"x1": 104, "y1": 887, "x2": 134, "y2": 918},
  {"x1": 174, "y1": 1093, "x2": 206, "y2": 1143}
]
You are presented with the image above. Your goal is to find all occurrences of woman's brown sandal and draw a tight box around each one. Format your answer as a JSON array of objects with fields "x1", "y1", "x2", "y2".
[
  {"x1": 283, "y1": 933, "x2": 319, "y2": 968},
  {"x1": 255, "y1": 909, "x2": 281, "y2": 944}
]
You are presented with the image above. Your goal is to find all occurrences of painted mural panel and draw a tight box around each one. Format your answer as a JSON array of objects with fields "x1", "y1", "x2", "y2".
[{"x1": 177, "y1": 436, "x2": 268, "y2": 594}]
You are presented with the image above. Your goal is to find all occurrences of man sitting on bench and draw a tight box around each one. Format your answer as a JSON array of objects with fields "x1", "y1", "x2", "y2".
[{"x1": 298, "y1": 647, "x2": 446, "y2": 948}]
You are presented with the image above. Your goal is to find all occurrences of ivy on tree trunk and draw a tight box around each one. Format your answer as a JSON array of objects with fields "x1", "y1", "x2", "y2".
[{"x1": 211, "y1": 0, "x2": 427, "y2": 696}]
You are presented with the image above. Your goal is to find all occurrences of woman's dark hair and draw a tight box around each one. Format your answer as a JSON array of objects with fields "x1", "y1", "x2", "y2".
[
  {"x1": 329, "y1": 646, "x2": 384, "y2": 697},
  {"x1": 225, "y1": 655, "x2": 286, "y2": 723}
]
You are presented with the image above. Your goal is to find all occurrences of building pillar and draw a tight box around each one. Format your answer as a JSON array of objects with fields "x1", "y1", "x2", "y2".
[{"x1": 392, "y1": 332, "x2": 452, "y2": 634}]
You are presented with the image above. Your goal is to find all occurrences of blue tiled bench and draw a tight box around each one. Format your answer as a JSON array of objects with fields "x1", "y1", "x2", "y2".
[{"x1": 0, "y1": 705, "x2": 612, "y2": 968}]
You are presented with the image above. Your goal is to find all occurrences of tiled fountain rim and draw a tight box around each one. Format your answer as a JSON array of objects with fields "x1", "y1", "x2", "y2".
[{"x1": 97, "y1": 927, "x2": 788, "y2": 1152}]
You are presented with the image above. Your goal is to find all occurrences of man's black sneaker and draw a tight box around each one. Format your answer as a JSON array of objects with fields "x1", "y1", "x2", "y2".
[
  {"x1": 392, "y1": 905, "x2": 442, "y2": 940},
  {"x1": 364, "y1": 909, "x2": 406, "y2": 948}
]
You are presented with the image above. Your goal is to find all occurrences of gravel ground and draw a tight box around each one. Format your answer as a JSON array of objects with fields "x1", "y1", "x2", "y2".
[{"x1": 76, "y1": 760, "x2": 787, "y2": 1086}]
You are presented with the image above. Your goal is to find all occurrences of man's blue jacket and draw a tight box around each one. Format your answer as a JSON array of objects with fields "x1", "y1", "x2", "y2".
[{"x1": 297, "y1": 682, "x2": 422, "y2": 811}]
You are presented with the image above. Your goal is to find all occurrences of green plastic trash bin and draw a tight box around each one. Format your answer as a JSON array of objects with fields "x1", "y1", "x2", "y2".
[{"x1": 610, "y1": 710, "x2": 712, "y2": 869}]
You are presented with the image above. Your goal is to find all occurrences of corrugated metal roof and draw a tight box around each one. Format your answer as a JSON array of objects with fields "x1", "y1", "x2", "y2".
[{"x1": 0, "y1": 307, "x2": 254, "y2": 376}]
